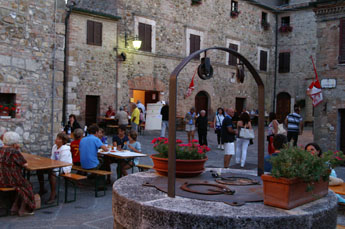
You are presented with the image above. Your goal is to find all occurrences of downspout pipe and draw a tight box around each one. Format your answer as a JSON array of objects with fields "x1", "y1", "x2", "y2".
[
  {"x1": 63, "y1": 6, "x2": 72, "y2": 127},
  {"x1": 273, "y1": 13, "x2": 278, "y2": 112}
]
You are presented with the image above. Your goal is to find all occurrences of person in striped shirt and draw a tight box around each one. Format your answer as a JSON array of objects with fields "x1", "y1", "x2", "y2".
[{"x1": 284, "y1": 105, "x2": 303, "y2": 147}]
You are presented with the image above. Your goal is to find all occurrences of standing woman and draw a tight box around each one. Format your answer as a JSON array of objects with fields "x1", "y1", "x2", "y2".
[
  {"x1": 214, "y1": 107, "x2": 225, "y2": 149},
  {"x1": 235, "y1": 112, "x2": 252, "y2": 167},
  {"x1": 0, "y1": 132, "x2": 35, "y2": 216},
  {"x1": 267, "y1": 112, "x2": 279, "y2": 155},
  {"x1": 185, "y1": 108, "x2": 196, "y2": 143}
]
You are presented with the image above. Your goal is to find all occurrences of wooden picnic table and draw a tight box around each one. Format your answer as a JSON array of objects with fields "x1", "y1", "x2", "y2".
[
  {"x1": 21, "y1": 153, "x2": 72, "y2": 207},
  {"x1": 329, "y1": 183, "x2": 345, "y2": 195}
]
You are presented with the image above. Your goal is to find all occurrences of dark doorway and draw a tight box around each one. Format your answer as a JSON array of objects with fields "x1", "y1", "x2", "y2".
[
  {"x1": 236, "y1": 97, "x2": 246, "y2": 114},
  {"x1": 195, "y1": 91, "x2": 209, "y2": 116},
  {"x1": 276, "y1": 92, "x2": 291, "y2": 122},
  {"x1": 340, "y1": 109, "x2": 345, "y2": 153},
  {"x1": 145, "y1": 91, "x2": 159, "y2": 105},
  {"x1": 85, "y1": 95, "x2": 99, "y2": 126}
]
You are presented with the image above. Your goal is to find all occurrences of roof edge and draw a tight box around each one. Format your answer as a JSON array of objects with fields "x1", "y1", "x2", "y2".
[{"x1": 72, "y1": 7, "x2": 121, "y2": 20}]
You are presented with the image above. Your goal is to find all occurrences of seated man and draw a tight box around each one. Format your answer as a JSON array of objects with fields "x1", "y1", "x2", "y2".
[
  {"x1": 105, "y1": 106, "x2": 115, "y2": 118},
  {"x1": 70, "y1": 128, "x2": 83, "y2": 166},
  {"x1": 264, "y1": 134, "x2": 288, "y2": 173},
  {"x1": 79, "y1": 124, "x2": 108, "y2": 170}
]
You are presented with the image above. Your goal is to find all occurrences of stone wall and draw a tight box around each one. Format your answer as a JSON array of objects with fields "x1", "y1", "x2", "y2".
[
  {"x1": 276, "y1": 8, "x2": 317, "y2": 122},
  {"x1": 66, "y1": 12, "x2": 118, "y2": 125},
  {"x1": 314, "y1": 3, "x2": 345, "y2": 151},
  {"x1": 0, "y1": 0, "x2": 65, "y2": 154},
  {"x1": 116, "y1": 0, "x2": 276, "y2": 118}
]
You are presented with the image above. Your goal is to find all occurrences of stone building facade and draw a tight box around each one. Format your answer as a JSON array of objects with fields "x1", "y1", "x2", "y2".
[
  {"x1": 313, "y1": 1, "x2": 345, "y2": 152},
  {"x1": 0, "y1": 0, "x2": 65, "y2": 154}
]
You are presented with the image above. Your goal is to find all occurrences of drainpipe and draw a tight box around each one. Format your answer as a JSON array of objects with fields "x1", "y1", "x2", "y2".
[
  {"x1": 273, "y1": 13, "x2": 278, "y2": 112},
  {"x1": 63, "y1": 6, "x2": 72, "y2": 126},
  {"x1": 115, "y1": 25, "x2": 119, "y2": 111},
  {"x1": 51, "y1": 0, "x2": 58, "y2": 146}
]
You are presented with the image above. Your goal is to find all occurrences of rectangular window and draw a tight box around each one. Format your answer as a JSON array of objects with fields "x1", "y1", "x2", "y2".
[
  {"x1": 279, "y1": 52, "x2": 290, "y2": 73},
  {"x1": 87, "y1": 20, "x2": 102, "y2": 46},
  {"x1": 0, "y1": 93, "x2": 16, "y2": 118},
  {"x1": 339, "y1": 19, "x2": 345, "y2": 63},
  {"x1": 231, "y1": 1, "x2": 238, "y2": 12},
  {"x1": 190, "y1": 34, "x2": 201, "y2": 59},
  {"x1": 262, "y1": 12, "x2": 267, "y2": 24},
  {"x1": 138, "y1": 22, "x2": 152, "y2": 52},
  {"x1": 228, "y1": 43, "x2": 239, "y2": 66},
  {"x1": 281, "y1": 16, "x2": 290, "y2": 27},
  {"x1": 259, "y1": 50, "x2": 268, "y2": 71}
]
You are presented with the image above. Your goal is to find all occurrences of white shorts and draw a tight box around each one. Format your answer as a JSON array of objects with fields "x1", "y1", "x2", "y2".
[
  {"x1": 224, "y1": 142, "x2": 235, "y2": 155},
  {"x1": 185, "y1": 124, "x2": 195, "y2": 132}
]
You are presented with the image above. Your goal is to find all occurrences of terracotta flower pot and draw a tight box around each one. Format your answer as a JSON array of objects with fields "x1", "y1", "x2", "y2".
[
  {"x1": 261, "y1": 174, "x2": 329, "y2": 210},
  {"x1": 150, "y1": 154, "x2": 208, "y2": 178}
]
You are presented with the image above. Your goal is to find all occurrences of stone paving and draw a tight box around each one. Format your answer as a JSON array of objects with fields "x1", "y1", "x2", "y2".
[{"x1": 1, "y1": 126, "x2": 345, "y2": 228}]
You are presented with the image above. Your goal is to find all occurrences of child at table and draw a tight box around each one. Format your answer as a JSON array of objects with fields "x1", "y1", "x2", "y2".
[
  {"x1": 70, "y1": 128, "x2": 83, "y2": 166},
  {"x1": 37, "y1": 132, "x2": 72, "y2": 204},
  {"x1": 119, "y1": 130, "x2": 141, "y2": 176}
]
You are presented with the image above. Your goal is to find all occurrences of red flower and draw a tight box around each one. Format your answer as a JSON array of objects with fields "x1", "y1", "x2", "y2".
[
  {"x1": 197, "y1": 149, "x2": 204, "y2": 154},
  {"x1": 164, "y1": 140, "x2": 168, "y2": 144},
  {"x1": 11, "y1": 107, "x2": 16, "y2": 111},
  {"x1": 151, "y1": 138, "x2": 158, "y2": 144},
  {"x1": 0, "y1": 105, "x2": 3, "y2": 108},
  {"x1": 176, "y1": 139, "x2": 183, "y2": 144},
  {"x1": 336, "y1": 156, "x2": 343, "y2": 161},
  {"x1": 153, "y1": 144, "x2": 158, "y2": 148},
  {"x1": 192, "y1": 139, "x2": 198, "y2": 143},
  {"x1": 4, "y1": 107, "x2": 8, "y2": 110}
]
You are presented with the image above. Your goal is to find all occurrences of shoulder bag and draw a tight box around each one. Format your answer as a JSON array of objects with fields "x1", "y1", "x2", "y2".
[
  {"x1": 239, "y1": 127, "x2": 255, "y2": 139},
  {"x1": 277, "y1": 123, "x2": 287, "y2": 135}
]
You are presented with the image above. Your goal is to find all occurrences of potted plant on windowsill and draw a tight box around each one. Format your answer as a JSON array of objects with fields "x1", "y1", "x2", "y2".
[
  {"x1": 191, "y1": 0, "x2": 202, "y2": 6},
  {"x1": 261, "y1": 21, "x2": 270, "y2": 31},
  {"x1": 261, "y1": 147, "x2": 345, "y2": 210},
  {"x1": 279, "y1": 25, "x2": 293, "y2": 33},
  {"x1": 150, "y1": 137, "x2": 210, "y2": 177},
  {"x1": 0, "y1": 103, "x2": 17, "y2": 118},
  {"x1": 230, "y1": 10, "x2": 240, "y2": 18}
]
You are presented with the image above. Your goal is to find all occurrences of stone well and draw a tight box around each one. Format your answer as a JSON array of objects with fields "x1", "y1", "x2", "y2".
[{"x1": 112, "y1": 170, "x2": 338, "y2": 229}]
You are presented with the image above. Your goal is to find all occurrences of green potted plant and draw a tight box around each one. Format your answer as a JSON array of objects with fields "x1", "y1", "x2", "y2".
[
  {"x1": 261, "y1": 147, "x2": 345, "y2": 209},
  {"x1": 150, "y1": 137, "x2": 209, "y2": 177},
  {"x1": 0, "y1": 103, "x2": 17, "y2": 117}
]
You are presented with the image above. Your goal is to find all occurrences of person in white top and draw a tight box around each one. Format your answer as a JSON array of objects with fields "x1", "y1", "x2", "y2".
[
  {"x1": 37, "y1": 132, "x2": 72, "y2": 204},
  {"x1": 236, "y1": 112, "x2": 252, "y2": 167},
  {"x1": 214, "y1": 108, "x2": 225, "y2": 149},
  {"x1": 136, "y1": 100, "x2": 145, "y2": 114}
]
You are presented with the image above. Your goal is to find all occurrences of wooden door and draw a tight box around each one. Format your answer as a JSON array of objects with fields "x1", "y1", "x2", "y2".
[
  {"x1": 195, "y1": 91, "x2": 208, "y2": 116},
  {"x1": 236, "y1": 98, "x2": 246, "y2": 114},
  {"x1": 276, "y1": 92, "x2": 291, "y2": 123},
  {"x1": 145, "y1": 91, "x2": 159, "y2": 106},
  {"x1": 85, "y1": 95, "x2": 99, "y2": 126},
  {"x1": 340, "y1": 109, "x2": 345, "y2": 153}
]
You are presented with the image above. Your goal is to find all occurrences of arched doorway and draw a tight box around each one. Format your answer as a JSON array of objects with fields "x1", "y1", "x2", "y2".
[
  {"x1": 195, "y1": 91, "x2": 209, "y2": 116},
  {"x1": 276, "y1": 92, "x2": 291, "y2": 122}
]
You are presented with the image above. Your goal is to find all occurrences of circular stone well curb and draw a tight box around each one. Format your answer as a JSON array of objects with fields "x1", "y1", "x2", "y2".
[{"x1": 112, "y1": 171, "x2": 337, "y2": 229}]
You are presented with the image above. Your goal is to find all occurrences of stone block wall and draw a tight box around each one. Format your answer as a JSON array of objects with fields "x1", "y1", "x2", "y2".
[
  {"x1": 0, "y1": 0, "x2": 65, "y2": 154},
  {"x1": 67, "y1": 12, "x2": 118, "y2": 125},
  {"x1": 116, "y1": 0, "x2": 276, "y2": 118},
  {"x1": 276, "y1": 9, "x2": 317, "y2": 122},
  {"x1": 314, "y1": 5, "x2": 345, "y2": 151}
]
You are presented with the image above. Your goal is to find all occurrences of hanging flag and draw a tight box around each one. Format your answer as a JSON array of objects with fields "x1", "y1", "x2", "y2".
[
  {"x1": 307, "y1": 56, "x2": 323, "y2": 107},
  {"x1": 184, "y1": 67, "x2": 198, "y2": 99}
]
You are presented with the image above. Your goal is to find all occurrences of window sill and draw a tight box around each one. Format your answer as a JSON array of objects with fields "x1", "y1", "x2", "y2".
[{"x1": 0, "y1": 116, "x2": 13, "y2": 119}]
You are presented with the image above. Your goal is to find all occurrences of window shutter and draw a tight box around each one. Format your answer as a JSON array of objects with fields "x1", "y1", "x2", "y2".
[
  {"x1": 138, "y1": 23, "x2": 145, "y2": 51},
  {"x1": 94, "y1": 22, "x2": 102, "y2": 46},
  {"x1": 145, "y1": 24, "x2": 152, "y2": 52},
  {"x1": 279, "y1": 52, "x2": 290, "y2": 73},
  {"x1": 190, "y1": 34, "x2": 200, "y2": 59},
  {"x1": 87, "y1": 20, "x2": 94, "y2": 45},
  {"x1": 339, "y1": 19, "x2": 345, "y2": 63},
  {"x1": 285, "y1": 52, "x2": 290, "y2": 72},
  {"x1": 228, "y1": 43, "x2": 238, "y2": 66},
  {"x1": 260, "y1": 50, "x2": 267, "y2": 71}
]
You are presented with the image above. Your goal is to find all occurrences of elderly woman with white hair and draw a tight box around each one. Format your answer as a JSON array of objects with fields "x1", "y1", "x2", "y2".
[{"x1": 0, "y1": 131, "x2": 35, "y2": 216}]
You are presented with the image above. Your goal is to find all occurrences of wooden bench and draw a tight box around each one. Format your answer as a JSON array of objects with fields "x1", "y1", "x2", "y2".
[
  {"x1": 0, "y1": 187, "x2": 15, "y2": 216},
  {"x1": 72, "y1": 166, "x2": 112, "y2": 197},
  {"x1": 60, "y1": 173, "x2": 87, "y2": 203},
  {"x1": 136, "y1": 164, "x2": 153, "y2": 172}
]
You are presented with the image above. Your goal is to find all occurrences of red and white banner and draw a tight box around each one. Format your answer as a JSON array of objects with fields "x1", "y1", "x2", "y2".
[
  {"x1": 307, "y1": 56, "x2": 323, "y2": 107},
  {"x1": 184, "y1": 68, "x2": 197, "y2": 99}
]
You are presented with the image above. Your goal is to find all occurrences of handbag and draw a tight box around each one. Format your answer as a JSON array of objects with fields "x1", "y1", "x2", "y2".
[
  {"x1": 239, "y1": 128, "x2": 255, "y2": 139},
  {"x1": 277, "y1": 123, "x2": 287, "y2": 135}
]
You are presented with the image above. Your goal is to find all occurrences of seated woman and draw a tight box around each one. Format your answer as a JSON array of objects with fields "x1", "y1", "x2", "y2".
[
  {"x1": 70, "y1": 128, "x2": 83, "y2": 166},
  {"x1": 305, "y1": 142, "x2": 345, "y2": 204},
  {"x1": 0, "y1": 132, "x2": 35, "y2": 216},
  {"x1": 64, "y1": 114, "x2": 81, "y2": 137},
  {"x1": 37, "y1": 132, "x2": 72, "y2": 204},
  {"x1": 264, "y1": 134, "x2": 288, "y2": 173},
  {"x1": 119, "y1": 130, "x2": 141, "y2": 176},
  {"x1": 112, "y1": 125, "x2": 129, "y2": 151}
]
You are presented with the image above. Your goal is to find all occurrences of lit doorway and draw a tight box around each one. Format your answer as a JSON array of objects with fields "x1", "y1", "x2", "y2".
[{"x1": 132, "y1": 90, "x2": 160, "y2": 107}]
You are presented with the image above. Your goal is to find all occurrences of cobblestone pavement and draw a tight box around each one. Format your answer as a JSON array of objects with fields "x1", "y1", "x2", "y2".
[{"x1": 1, "y1": 126, "x2": 345, "y2": 228}]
